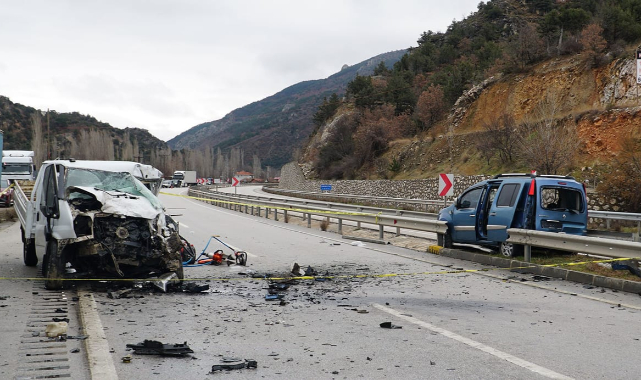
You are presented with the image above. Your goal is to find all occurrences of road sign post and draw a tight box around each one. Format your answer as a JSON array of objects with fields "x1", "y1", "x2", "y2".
[
  {"x1": 438, "y1": 173, "x2": 454, "y2": 206},
  {"x1": 232, "y1": 176, "x2": 239, "y2": 194}
]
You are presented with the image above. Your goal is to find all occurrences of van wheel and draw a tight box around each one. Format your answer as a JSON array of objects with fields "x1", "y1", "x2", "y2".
[
  {"x1": 499, "y1": 242, "x2": 523, "y2": 258},
  {"x1": 438, "y1": 231, "x2": 453, "y2": 248},
  {"x1": 44, "y1": 240, "x2": 65, "y2": 290}
]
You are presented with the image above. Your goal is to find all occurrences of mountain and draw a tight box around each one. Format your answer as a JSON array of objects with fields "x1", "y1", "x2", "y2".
[{"x1": 166, "y1": 50, "x2": 407, "y2": 168}]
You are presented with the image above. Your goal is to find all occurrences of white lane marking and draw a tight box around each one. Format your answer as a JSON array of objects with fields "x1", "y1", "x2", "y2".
[
  {"x1": 372, "y1": 303, "x2": 574, "y2": 380},
  {"x1": 78, "y1": 290, "x2": 118, "y2": 380}
]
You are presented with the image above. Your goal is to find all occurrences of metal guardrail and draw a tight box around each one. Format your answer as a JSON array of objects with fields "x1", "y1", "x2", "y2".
[
  {"x1": 188, "y1": 189, "x2": 447, "y2": 237},
  {"x1": 507, "y1": 229, "x2": 641, "y2": 260}
]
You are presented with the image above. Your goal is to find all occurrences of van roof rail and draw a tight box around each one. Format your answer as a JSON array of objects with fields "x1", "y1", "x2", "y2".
[
  {"x1": 492, "y1": 173, "x2": 576, "y2": 180},
  {"x1": 492, "y1": 173, "x2": 531, "y2": 179}
]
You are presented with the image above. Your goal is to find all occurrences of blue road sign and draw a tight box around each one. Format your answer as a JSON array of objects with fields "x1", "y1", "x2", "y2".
[{"x1": 320, "y1": 184, "x2": 332, "y2": 192}]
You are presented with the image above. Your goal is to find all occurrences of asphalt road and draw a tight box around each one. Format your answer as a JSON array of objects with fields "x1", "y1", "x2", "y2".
[{"x1": 2, "y1": 189, "x2": 641, "y2": 379}]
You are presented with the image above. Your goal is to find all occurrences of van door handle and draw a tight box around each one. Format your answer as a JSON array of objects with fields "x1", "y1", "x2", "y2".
[
  {"x1": 470, "y1": 214, "x2": 476, "y2": 217},
  {"x1": 490, "y1": 212, "x2": 496, "y2": 216}
]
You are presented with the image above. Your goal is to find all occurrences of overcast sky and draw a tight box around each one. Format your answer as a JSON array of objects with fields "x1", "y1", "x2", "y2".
[{"x1": 0, "y1": 0, "x2": 480, "y2": 141}]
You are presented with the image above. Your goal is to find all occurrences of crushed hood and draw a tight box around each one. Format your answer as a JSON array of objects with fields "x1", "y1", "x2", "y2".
[{"x1": 67, "y1": 186, "x2": 162, "y2": 220}]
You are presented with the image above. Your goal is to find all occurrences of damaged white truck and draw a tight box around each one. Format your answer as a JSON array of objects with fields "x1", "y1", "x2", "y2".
[{"x1": 14, "y1": 159, "x2": 184, "y2": 289}]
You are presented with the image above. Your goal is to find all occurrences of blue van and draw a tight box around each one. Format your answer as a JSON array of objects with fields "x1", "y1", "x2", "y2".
[{"x1": 437, "y1": 173, "x2": 588, "y2": 256}]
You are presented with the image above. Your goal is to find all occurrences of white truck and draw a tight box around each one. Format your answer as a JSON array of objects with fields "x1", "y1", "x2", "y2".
[
  {"x1": 172, "y1": 170, "x2": 197, "y2": 187},
  {"x1": 14, "y1": 159, "x2": 184, "y2": 289},
  {"x1": 2, "y1": 150, "x2": 37, "y2": 182}
]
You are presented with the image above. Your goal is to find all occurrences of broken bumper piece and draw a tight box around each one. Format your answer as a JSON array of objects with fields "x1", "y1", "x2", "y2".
[
  {"x1": 211, "y1": 359, "x2": 258, "y2": 372},
  {"x1": 126, "y1": 340, "x2": 194, "y2": 356}
]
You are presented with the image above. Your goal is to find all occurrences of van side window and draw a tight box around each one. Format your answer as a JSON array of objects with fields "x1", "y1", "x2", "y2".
[
  {"x1": 541, "y1": 187, "x2": 582, "y2": 212},
  {"x1": 496, "y1": 183, "x2": 521, "y2": 207},
  {"x1": 457, "y1": 187, "x2": 483, "y2": 209}
]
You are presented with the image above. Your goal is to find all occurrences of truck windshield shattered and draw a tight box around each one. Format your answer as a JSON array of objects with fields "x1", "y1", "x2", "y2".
[{"x1": 66, "y1": 168, "x2": 163, "y2": 211}]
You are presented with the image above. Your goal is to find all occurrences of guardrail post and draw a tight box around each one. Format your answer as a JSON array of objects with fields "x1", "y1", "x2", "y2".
[
  {"x1": 257, "y1": 207, "x2": 261, "y2": 217},
  {"x1": 266, "y1": 208, "x2": 270, "y2": 219},
  {"x1": 274, "y1": 209, "x2": 278, "y2": 221},
  {"x1": 395, "y1": 210, "x2": 401, "y2": 237},
  {"x1": 251, "y1": 205, "x2": 254, "y2": 215},
  {"x1": 338, "y1": 218, "x2": 342, "y2": 234},
  {"x1": 356, "y1": 208, "x2": 362, "y2": 229},
  {"x1": 379, "y1": 225, "x2": 384, "y2": 240},
  {"x1": 284, "y1": 210, "x2": 288, "y2": 223},
  {"x1": 524, "y1": 244, "x2": 532, "y2": 262},
  {"x1": 307, "y1": 213, "x2": 311, "y2": 228}
]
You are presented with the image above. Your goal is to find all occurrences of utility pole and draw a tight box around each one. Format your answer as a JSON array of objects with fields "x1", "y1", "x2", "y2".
[{"x1": 47, "y1": 109, "x2": 50, "y2": 159}]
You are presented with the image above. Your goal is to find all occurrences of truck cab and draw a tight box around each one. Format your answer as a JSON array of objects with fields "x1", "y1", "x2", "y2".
[
  {"x1": 2, "y1": 150, "x2": 36, "y2": 182},
  {"x1": 438, "y1": 173, "x2": 588, "y2": 256},
  {"x1": 15, "y1": 159, "x2": 183, "y2": 289}
]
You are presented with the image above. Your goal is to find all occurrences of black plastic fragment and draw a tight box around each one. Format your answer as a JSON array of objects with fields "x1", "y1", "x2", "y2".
[
  {"x1": 126, "y1": 340, "x2": 194, "y2": 356},
  {"x1": 211, "y1": 359, "x2": 257, "y2": 372}
]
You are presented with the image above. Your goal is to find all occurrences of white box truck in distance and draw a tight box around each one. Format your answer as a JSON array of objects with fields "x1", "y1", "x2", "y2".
[
  {"x1": 172, "y1": 170, "x2": 197, "y2": 186},
  {"x1": 2, "y1": 150, "x2": 36, "y2": 182}
]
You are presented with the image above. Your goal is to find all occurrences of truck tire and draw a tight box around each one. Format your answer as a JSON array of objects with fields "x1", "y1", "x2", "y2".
[
  {"x1": 499, "y1": 242, "x2": 524, "y2": 258},
  {"x1": 21, "y1": 226, "x2": 38, "y2": 266},
  {"x1": 44, "y1": 240, "x2": 65, "y2": 290}
]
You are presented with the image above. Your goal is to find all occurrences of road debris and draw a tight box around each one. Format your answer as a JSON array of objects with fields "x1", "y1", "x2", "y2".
[
  {"x1": 108, "y1": 288, "x2": 134, "y2": 299},
  {"x1": 152, "y1": 272, "x2": 178, "y2": 293},
  {"x1": 183, "y1": 283, "x2": 210, "y2": 293},
  {"x1": 45, "y1": 322, "x2": 68, "y2": 337},
  {"x1": 126, "y1": 340, "x2": 194, "y2": 356},
  {"x1": 379, "y1": 322, "x2": 402, "y2": 329},
  {"x1": 211, "y1": 359, "x2": 258, "y2": 372}
]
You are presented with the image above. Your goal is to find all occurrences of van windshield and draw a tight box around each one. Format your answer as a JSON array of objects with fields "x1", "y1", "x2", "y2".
[{"x1": 540, "y1": 187, "x2": 583, "y2": 213}]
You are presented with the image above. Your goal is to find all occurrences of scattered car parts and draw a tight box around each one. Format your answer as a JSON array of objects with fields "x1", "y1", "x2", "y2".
[{"x1": 126, "y1": 340, "x2": 194, "y2": 356}]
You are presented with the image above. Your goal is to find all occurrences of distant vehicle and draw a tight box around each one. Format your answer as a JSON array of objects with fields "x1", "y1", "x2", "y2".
[
  {"x1": 0, "y1": 178, "x2": 12, "y2": 207},
  {"x1": 172, "y1": 170, "x2": 197, "y2": 186},
  {"x1": 162, "y1": 179, "x2": 173, "y2": 188},
  {"x1": 437, "y1": 173, "x2": 588, "y2": 257},
  {"x1": 2, "y1": 150, "x2": 37, "y2": 182}
]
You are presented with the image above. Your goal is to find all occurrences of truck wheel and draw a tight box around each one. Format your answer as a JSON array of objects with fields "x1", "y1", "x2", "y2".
[
  {"x1": 44, "y1": 240, "x2": 65, "y2": 290},
  {"x1": 21, "y1": 226, "x2": 38, "y2": 266},
  {"x1": 24, "y1": 240, "x2": 37, "y2": 266},
  {"x1": 499, "y1": 242, "x2": 523, "y2": 258}
]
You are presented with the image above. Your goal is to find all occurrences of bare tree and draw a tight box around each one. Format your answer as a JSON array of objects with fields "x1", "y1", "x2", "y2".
[
  {"x1": 504, "y1": 22, "x2": 545, "y2": 71},
  {"x1": 252, "y1": 154, "x2": 262, "y2": 179},
  {"x1": 518, "y1": 95, "x2": 579, "y2": 174},
  {"x1": 479, "y1": 114, "x2": 519, "y2": 164}
]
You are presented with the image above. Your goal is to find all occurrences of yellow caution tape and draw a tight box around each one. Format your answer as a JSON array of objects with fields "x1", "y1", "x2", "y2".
[
  {"x1": 0, "y1": 256, "x2": 637, "y2": 283},
  {"x1": 0, "y1": 182, "x2": 15, "y2": 197}
]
